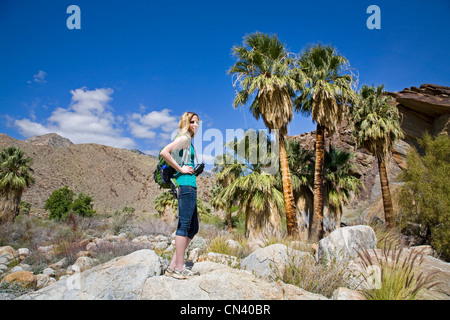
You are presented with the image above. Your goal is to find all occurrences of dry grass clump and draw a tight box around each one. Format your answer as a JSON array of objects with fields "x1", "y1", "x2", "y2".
[
  {"x1": 369, "y1": 221, "x2": 404, "y2": 249},
  {"x1": 356, "y1": 241, "x2": 440, "y2": 300},
  {"x1": 89, "y1": 240, "x2": 150, "y2": 264},
  {"x1": 278, "y1": 253, "x2": 352, "y2": 298}
]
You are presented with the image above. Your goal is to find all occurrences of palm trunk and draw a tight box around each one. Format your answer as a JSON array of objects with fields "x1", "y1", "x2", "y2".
[
  {"x1": 279, "y1": 135, "x2": 297, "y2": 236},
  {"x1": 245, "y1": 201, "x2": 282, "y2": 248},
  {"x1": 0, "y1": 189, "x2": 22, "y2": 222},
  {"x1": 378, "y1": 157, "x2": 395, "y2": 228},
  {"x1": 296, "y1": 187, "x2": 313, "y2": 242},
  {"x1": 227, "y1": 205, "x2": 232, "y2": 232},
  {"x1": 310, "y1": 124, "x2": 326, "y2": 242}
]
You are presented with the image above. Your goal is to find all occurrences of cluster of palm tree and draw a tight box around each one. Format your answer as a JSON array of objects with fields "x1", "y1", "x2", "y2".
[
  {"x1": 211, "y1": 134, "x2": 362, "y2": 244},
  {"x1": 224, "y1": 32, "x2": 404, "y2": 243},
  {"x1": 286, "y1": 140, "x2": 363, "y2": 240},
  {"x1": 0, "y1": 146, "x2": 35, "y2": 222}
]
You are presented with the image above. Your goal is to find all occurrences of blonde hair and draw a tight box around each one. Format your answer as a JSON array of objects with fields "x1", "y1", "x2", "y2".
[{"x1": 177, "y1": 112, "x2": 200, "y2": 138}]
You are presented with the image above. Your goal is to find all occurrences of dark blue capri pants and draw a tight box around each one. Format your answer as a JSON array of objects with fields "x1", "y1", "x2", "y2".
[{"x1": 176, "y1": 185, "x2": 199, "y2": 239}]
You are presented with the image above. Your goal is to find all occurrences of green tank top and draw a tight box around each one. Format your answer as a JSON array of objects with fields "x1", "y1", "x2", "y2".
[{"x1": 174, "y1": 144, "x2": 196, "y2": 187}]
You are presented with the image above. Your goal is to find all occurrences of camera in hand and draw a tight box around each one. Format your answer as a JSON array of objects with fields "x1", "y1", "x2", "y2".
[{"x1": 194, "y1": 163, "x2": 205, "y2": 176}]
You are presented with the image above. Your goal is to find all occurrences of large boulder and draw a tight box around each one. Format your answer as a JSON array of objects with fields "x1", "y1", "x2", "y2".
[
  {"x1": 316, "y1": 225, "x2": 377, "y2": 262},
  {"x1": 0, "y1": 246, "x2": 18, "y2": 264},
  {"x1": 240, "y1": 244, "x2": 313, "y2": 281},
  {"x1": 15, "y1": 248, "x2": 329, "y2": 300},
  {"x1": 1, "y1": 271, "x2": 36, "y2": 289},
  {"x1": 17, "y1": 249, "x2": 161, "y2": 300},
  {"x1": 141, "y1": 261, "x2": 328, "y2": 300}
]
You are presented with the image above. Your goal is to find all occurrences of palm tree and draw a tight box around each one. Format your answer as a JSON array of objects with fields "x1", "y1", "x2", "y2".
[
  {"x1": 283, "y1": 139, "x2": 362, "y2": 238},
  {"x1": 219, "y1": 171, "x2": 284, "y2": 246},
  {"x1": 212, "y1": 153, "x2": 244, "y2": 231},
  {"x1": 294, "y1": 43, "x2": 357, "y2": 242},
  {"x1": 351, "y1": 84, "x2": 404, "y2": 228},
  {"x1": 228, "y1": 32, "x2": 302, "y2": 236},
  {"x1": 322, "y1": 146, "x2": 362, "y2": 233},
  {"x1": 281, "y1": 139, "x2": 314, "y2": 240},
  {"x1": 209, "y1": 184, "x2": 230, "y2": 230},
  {"x1": 215, "y1": 133, "x2": 284, "y2": 245},
  {"x1": 0, "y1": 146, "x2": 35, "y2": 222},
  {"x1": 153, "y1": 191, "x2": 178, "y2": 223}
]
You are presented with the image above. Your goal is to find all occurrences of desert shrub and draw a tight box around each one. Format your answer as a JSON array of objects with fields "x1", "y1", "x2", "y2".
[
  {"x1": 370, "y1": 221, "x2": 404, "y2": 249},
  {"x1": 109, "y1": 206, "x2": 136, "y2": 235},
  {"x1": 45, "y1": 186, "x2": 75, "y2": 220},
  {"x1": 0, "y1": 281, "x2": 34, "y2": 299},
  {"x1": 45, "y1": 187, "x2": 96, "y2": 221},
  {"x1": 71, "y1": 192, "x2": 96, "y2": 217},
  {"x1": 397, "y1": 134, "x2": 450, "y2": 261},
  {"x1": 0, "y1": 215, "x2": 56, "y2": 249},
  {"x1": 89, "y1": 240, "x2": 148, "y2": 264},
  {"x1": 263, "y1": 236, "x2": 290, "y2": 247},
  {"x1": 19, "y1": 201, "x2": 31, "y2": 215},
  {"x1": 206, "y1": 235, "x2": 242, "y2": 257}
]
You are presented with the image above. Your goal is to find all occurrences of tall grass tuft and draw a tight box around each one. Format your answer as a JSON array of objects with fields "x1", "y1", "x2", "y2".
[
  {"x1": 356, "y1": 240, "x2": 439, "y2": 300},
  {"x1": 278, "y1": 253, "x2": 352, "y2": 298}
]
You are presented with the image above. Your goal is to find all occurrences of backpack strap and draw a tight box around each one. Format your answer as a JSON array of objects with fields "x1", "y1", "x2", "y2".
[
  {"x1": 192, "y1": 142, "x2": 198, "y2": 165},
  {"x1": 174, "y1": 132, "x2": 196, "y2": 167}
]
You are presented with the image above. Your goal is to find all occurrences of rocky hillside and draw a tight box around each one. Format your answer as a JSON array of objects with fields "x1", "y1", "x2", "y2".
[
  {"x1": 292, "y1": 83, "x2": 450, "y2": 224},
  {"x1": 0, "y1": 133, "x2": 215, "y2": 215}
]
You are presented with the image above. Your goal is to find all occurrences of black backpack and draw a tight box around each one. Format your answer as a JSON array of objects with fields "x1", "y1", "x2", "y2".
[{"x1": 153, "y1": 148, "x2": 176, "y2": 189}]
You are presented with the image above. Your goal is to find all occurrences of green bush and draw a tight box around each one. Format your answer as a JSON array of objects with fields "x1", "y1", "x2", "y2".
[
  {"x1": 45, "y1": 186, "x2": 95, "y2": 220},
  {"x1": 44, "y1": 186, "x2": 75, "y2": 220},
  {"x1": 398, "y1": 134, "x2": 450, "y2": 261},
  {"x1": 71, "y1": 192, "x2": 96, "y2": 217},
  {"x1": 19, "y1": 201, "x2": 31, "y2": 215}
]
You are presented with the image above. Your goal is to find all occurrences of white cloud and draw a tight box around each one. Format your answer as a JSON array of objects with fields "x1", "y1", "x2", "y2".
[
  {"x1": 13, "y1": 118, "x2": 49, "y2": 137},
  {"x1": 139, "y1": 109, "x2": 179, "y2": 131},
  {"x1": 28, "y1": 70, "x2": 47, "y2": 84},
  {"x1": 14, "y1": 87, "x2": 136, "y2": 149},
  {"x1": 11, "y1": 87, "x2": 199, "y2": 153},
  {"x1": 128, "y1": 108, "x2": 179, "y2": 143},
  {"x1": 128, "y1": 122, "x2": 157, "y2": 139}
]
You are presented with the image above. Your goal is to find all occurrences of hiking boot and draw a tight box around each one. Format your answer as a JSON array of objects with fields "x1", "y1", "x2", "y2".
[{"x1": 165, "y1": 266, "x2": 199, "y2": 279}]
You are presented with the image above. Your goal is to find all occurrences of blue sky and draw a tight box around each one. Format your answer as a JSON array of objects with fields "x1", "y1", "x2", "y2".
[{"x1": 1, "y1": 0, "x2": 449, "y2": 163}]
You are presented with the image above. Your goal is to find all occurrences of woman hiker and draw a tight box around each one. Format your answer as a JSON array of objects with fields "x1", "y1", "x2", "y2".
[{"x1": 159, "y1": 111, "x2": 200, "y2": 279}]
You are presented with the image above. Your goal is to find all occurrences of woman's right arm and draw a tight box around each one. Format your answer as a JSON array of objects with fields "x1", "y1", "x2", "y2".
[{"x1": 159, "y1": 136, "x2": 194, "y2": 175}]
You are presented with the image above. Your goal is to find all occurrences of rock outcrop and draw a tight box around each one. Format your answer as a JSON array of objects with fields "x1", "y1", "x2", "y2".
[
  {"x1": 17, "y1": 249, "x2": 162, "y2": 300},
  {"x1": 387, "y1": 84, "x2": 450, "y2": 146},
  {"x1": 142, "y1": 261, "x2": 327, "y2": 300},
  {"x1": 24, "y1": 133, "x2": 73, "y2": 148},
  {"x1": 241, "y1": 244, "x2": 312, "y2": 281},
  {"x1": 16, "y1": 249, "x2": 328, "y2": 300}
]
